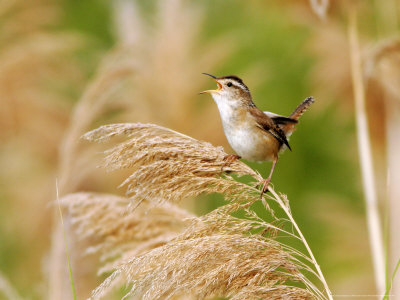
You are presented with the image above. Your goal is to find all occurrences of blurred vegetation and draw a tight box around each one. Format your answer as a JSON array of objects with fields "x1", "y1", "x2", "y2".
[{"x1": 0, "y1": 0, "x2": 399, "y2": 299}]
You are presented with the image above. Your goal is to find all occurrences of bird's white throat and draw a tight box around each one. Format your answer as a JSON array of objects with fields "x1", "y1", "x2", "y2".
[{"x1": 211, "y1": 93, "x2": 241, "y2": 125}]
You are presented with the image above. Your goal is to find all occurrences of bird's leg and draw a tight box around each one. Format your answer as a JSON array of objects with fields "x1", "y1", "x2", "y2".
[
  {"x1": 259, "y1": 157, "x2": 278, "y2": 197},
  {"x1": 221, "y1": 154, "x2": 241, "y2": 172}
]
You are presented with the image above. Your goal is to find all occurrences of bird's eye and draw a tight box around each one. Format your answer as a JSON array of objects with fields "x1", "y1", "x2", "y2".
[{"x1": 227, "y1": 82, "x2": 233, "y2": 87}]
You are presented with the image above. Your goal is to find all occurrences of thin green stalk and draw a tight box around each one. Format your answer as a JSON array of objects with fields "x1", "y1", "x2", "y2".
[
  {"x1": 383, "y1": 258, "x2": 400, "y2": 300},
  {"x1": 56, "y1": 180, "x2": 77, "y2": 300}
]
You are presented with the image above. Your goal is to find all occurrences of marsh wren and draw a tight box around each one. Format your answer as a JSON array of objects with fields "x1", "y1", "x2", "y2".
[{"x1": 200, "y1": 73, "x2": 314, "y2": 195}]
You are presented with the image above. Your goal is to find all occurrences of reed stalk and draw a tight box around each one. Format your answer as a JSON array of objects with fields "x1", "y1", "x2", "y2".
[
  {"x1": 268, "y1": 188, "x2": 333, "y2": 300},
  {"x1": 386, "y1": 84, "x2": 400, "y2": 300},
  {"x1": 348, "y1": 6, "x2": 385, "y2": 296}
]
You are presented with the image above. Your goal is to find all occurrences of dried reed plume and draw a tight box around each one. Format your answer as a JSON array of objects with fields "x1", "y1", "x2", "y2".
[
  {"x1": 82, "y1": 123, "x2": 261, "y2": 207},
  {"x1": 66, "y1": 122, "x2": 333, "y2": 299},
  {"x1": 92, "y1": 216, "x2": 314, "y2": 300},
  {"x1": 61, "y1": 192, "x2": 194, "y2": 260}
]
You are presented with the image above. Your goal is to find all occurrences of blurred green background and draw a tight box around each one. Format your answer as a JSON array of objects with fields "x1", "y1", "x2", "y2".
[{"x1": 1, "y1": 0, "x2": 398, "y2": 299}]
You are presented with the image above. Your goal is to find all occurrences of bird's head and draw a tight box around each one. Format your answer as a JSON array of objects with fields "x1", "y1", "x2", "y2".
[{"x1": 200, "y1": 73, "x2": 252, "y2": 106}]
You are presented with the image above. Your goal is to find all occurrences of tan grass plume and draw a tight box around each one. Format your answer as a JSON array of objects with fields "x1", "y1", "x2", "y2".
[
  {"x1": 92, "y1": 218, "x2": 315, "y2": 299},
  {"x1": 82, "y1": 123, "x2": 262, "y2": 207},
  {"x1": 61, "y1": 192, "x2": 194, "y2": 261},
  {"x1": 74, "y1": 122, "x2": 333, "y2": 299}
]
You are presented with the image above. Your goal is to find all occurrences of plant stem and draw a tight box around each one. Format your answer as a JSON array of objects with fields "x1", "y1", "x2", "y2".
[
  {"x1": 386, "y1": 97, "x2": 400, "y2": 299},
  {"x1": 56, "y1": 180, "x2": 77, "y2": 300},
  {"x1": 268, "y1": 188, "x2": 333, "y2": 300},
  {"x1": 347, "y1": 6, "x2": 385, "y2": 297}
]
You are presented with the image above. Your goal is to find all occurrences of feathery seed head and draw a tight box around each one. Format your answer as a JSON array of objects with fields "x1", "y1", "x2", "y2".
[{"x1": 75, "y1": 123, "x2": 330, "y2": 299}]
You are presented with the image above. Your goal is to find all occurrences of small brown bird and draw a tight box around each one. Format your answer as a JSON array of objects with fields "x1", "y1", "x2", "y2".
[{"x1": 200, "y1": 73, "x2": 314, "y2": 195}]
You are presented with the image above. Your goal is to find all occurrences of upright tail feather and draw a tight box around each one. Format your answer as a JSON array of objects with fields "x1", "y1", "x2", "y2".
[{"x1": 289, "y1": 96, "x2": 315, "y2": 120}]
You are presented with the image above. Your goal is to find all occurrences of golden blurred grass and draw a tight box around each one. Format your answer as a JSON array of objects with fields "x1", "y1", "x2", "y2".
[{"x1": 0, "y1": 0, "x2": 399, "y2": 299}]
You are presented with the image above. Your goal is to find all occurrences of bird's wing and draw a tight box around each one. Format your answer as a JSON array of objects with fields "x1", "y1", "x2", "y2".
[
  {"x1": 249, "y1": 107, "x2": 292, "y2": 151},
  {"x1": 264, "y1": 111, "x2": 298, "y2": 126}
]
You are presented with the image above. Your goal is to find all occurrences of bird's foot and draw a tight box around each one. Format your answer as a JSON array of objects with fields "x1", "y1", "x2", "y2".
[
  {"x1": 221, "y1": 154, "x2": 241, "y2": 172},
  {"x1": 257, "y1": 178, "x2": 271, "y2": 198}
]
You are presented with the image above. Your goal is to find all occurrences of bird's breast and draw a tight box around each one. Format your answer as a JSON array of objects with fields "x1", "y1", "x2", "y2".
[{"x1": 221, "y1": 112, "x2": 280, "y2": 162}]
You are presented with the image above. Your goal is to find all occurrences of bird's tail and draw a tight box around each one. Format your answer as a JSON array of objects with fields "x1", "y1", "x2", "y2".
[{"x1": 289, "y1": 96, "x2": 315, "y2": 121}]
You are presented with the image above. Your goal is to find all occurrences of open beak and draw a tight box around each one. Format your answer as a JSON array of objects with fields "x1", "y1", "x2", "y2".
[{"x1": 199, "y1": 73, "x2": 222, "y2": 94}]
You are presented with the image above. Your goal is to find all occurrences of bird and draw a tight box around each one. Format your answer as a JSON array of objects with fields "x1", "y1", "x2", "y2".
[{"x1": 200, "y1": 73, "x2": 314, "y2": 195}]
